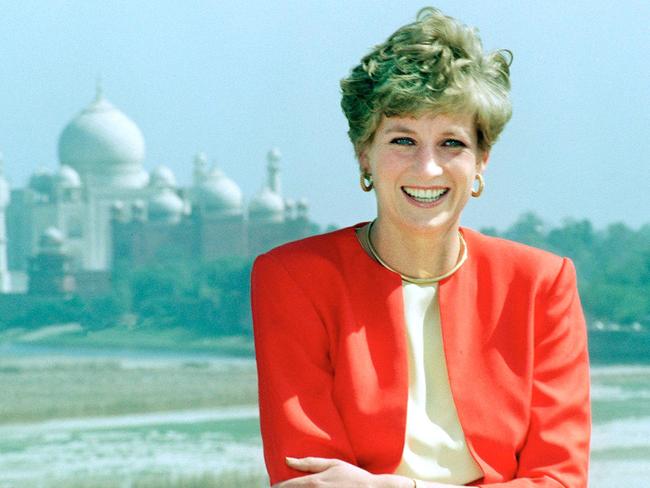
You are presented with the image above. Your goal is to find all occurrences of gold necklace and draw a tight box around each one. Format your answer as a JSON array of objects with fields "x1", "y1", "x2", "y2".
[{"x1": 364, "y1": 220, "x2": 467, "y2": 285}]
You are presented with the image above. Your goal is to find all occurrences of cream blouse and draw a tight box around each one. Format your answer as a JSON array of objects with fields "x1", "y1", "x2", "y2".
[{"x1": 393, "y1": 281, "x2": 483, "y2": 484}]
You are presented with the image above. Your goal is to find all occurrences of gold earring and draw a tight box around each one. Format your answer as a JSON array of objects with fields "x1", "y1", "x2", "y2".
[
  {"x1": 360, "y1": 172, "x2": 374, "y2": 192},
  {"x1": 471, "y1": 173, "x2": 484, "y2": 198}
]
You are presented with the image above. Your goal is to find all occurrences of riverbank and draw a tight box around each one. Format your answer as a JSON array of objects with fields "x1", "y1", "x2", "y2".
[
  {"x1": 1, "y1": 350, "x2": 649, "y2": 487},
  {"x1": 2, "y1": 323, "x2": 648, "y2": 364},
  {"x1": 0, "y1": 351, "x2": 257, "y2": 424},
  {"x1": 0, "y1": 351, "x2": 265, "y2": 487},
  {"x1": 0, "y1": 323, "x2": 255, "y2": 357}
]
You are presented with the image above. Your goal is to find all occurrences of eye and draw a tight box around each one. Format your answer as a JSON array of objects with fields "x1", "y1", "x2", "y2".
[
  {"x1": 390, "y1": 136, "x2": 416, "y2": 146},
  {"x1": 442, "y1": 139, "x2": 467, "y2": 148}
]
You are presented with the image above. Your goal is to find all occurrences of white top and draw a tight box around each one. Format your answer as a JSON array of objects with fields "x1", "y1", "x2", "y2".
[{"x1": 393, "y1": 281, "x2": 483, "y2": 484}]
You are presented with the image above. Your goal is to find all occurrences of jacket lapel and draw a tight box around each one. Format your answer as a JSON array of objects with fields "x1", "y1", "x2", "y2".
[
  {"x1": 438, "y1": 229, "x2": 492, "y2": 480},
  {"x1": 342, "y1": 226, "x2": 410, "y2": 471}
]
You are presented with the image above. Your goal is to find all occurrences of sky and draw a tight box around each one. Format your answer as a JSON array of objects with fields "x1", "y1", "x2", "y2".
[{"x1": 0, "y1": 0, "x2": 648, "y2": 231}]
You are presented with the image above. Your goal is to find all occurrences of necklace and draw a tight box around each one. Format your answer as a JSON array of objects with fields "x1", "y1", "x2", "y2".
[{"x1": 363, "y1": 220, "x2": 467, "y2": 285}]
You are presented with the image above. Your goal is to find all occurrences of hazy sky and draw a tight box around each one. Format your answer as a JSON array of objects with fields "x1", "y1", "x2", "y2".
[{"x1": 1, "y1": 0, "x2": 648, "y2": 231}]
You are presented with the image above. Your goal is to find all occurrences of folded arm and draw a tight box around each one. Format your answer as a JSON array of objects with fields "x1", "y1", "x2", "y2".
[{"x1": 252, "y1": 253, "x2": 358, "y2": 484}]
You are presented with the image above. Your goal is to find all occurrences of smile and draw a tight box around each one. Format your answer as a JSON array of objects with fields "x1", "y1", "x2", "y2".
[{"x1": 401, "y1": 186, "x2": 449, "y2": 204}]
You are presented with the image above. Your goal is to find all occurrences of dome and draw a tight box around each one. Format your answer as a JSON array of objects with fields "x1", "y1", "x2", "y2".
[
  {"x1": 110, "y1": 200, "x2": 127, "y2": 220},
  {"x1": 57, "y1": 88, "x2": 147, "y2": 188},
  {"x1": 249, "y1": 186, "x2": 284, "y2": 219},
  {"x1": 29, "y1": 167, "x2": 55, "y2": 195},
  {"x1": 39, "y1": 227, "x2": 65, "y2": 252},
  {"x1": 57, "y1": 165, "x2": 82, "y2": 189},
  {"x1": 148, "y1": 188, "x2": 184, "y2": 223},
  {"x1": 196, "y1": 166, "x2": 243, "y2": 213},
  {"x1": 149, "y1": 165, "x2": 177, "y2": 189}
]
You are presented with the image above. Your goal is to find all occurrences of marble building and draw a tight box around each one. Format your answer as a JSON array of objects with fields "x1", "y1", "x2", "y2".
[{"x1": 4, "y1": 87, "x2": 317, "y2": 293}]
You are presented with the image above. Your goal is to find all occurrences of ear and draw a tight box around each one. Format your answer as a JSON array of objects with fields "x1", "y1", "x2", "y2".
[
  {"x1": 477, "y1": 150, "x2": 490, "y2": 173},
  {"x1": 358, "y1": 149, "x2": 370, "y2": 174}
]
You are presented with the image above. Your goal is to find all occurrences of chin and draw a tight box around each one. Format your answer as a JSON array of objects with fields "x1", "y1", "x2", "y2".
[{"x1": 397, "y1": 215, "x2": 458, "y2": 236}]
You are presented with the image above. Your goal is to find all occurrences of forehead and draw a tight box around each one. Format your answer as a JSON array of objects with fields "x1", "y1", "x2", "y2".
[
  {"x1": 377, "y1": 113, "x2": 476, "y2": 133},
  {"x1": 378, "y1": 112, "x2": 476, "y2": 135}
]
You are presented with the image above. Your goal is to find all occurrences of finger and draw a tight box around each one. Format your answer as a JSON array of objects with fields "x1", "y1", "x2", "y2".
[
  {"x1": 285, "y1": 456, "x2": 341, "y2": 473},
  {"x1": 274, "y1": 472, "x2": 320, "y2": 487}
]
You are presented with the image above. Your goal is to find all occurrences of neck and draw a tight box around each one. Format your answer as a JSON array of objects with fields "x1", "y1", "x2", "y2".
[{"x1": 370, "y1": 218, "x2": 461, "y2": 280}]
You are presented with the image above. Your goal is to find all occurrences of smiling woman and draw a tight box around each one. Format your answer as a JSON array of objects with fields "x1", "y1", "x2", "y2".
[
  {"x1": 359, "y1": 113, "x2": 485, "y2": 277},
  {"x1": 251, "y1": 6, "x2": 590, "y2": 488}
]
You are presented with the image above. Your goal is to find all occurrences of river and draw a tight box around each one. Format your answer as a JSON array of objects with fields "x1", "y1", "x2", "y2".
[{"x1": 0, "y1": 349, "x2": 648, "y2": 487}]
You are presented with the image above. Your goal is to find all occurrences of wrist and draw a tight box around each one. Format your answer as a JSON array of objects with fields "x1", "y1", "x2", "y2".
[{"x1": 374, "y1": 474, "x2": 416, "y2": 488}]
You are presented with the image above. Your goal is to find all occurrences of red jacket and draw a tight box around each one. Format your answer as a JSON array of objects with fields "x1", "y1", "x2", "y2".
[{"x1": 251, "y1": 225, "x2": 590, "y2": 487}]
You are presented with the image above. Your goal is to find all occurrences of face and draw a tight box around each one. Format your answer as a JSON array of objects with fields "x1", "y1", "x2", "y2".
[{"x1": 360, "y1": 112, "x2": 488, "y2": 236}]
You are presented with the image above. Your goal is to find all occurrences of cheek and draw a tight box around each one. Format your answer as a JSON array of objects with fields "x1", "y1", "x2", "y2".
[{"x1": 372, "y1": 160, "x2": 402, "y2": 184}]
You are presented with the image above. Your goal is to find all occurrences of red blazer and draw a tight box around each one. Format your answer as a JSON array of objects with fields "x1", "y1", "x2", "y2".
[{"x1": 251, "y1": 225, "x2": 590, "y2": 487}]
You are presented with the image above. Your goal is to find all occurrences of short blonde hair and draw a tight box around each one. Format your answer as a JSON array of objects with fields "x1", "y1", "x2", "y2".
[{"x1": 340, "y1": 7, "x2": 512, "y2": 156}]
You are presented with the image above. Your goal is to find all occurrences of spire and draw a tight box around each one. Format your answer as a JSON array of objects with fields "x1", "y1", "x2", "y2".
[
  {"x1": 193, "y1": 152, "x2": 209, "y2": 185},
  {"x1": 94, "y1": 75, "x2": 104, "y2": 103},
  {"x1": 266, "y1": 148, "x2": 282, "y2": 194}
]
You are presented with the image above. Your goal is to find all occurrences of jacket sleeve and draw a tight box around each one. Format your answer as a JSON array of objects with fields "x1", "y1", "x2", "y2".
[
  {"x1": 477, "y1": 258, "x2": 591, "y2": 488},
  {"x1": 251, "y1": 253, "x2": 358, "y2": 485}
]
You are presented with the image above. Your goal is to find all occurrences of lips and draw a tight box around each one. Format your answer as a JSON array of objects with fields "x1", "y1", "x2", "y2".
[{"x1": 402, "y1": 186, "x2": 449, "y2": 204}]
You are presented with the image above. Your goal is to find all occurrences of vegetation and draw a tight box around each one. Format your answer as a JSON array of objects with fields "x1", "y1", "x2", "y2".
[
  {"x1": 123, "y1": 256, "x2": 253, "y2": 336},
  {"x1": 481, "y1": 213, "x2": 650, "y2": 327},
  {"x1": 0, "y1": 356, "x2": 257, "y2": 423},
  {"x1": 0, "y1": 213, "x2": 648, "y2": 342},
  {"x1": 0, "y1": 256, "x2": 254, "y2": 338}
]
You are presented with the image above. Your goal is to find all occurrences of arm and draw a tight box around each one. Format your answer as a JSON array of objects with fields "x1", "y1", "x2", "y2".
[
  {"x1": 253, "y1": 251, "x2": 461, "y2": 487},
  {"x1": 251, "y1": 253, "x2": 358, "y2": 484},
  {"x1": 476, "y1": 258, "x2": 591, "y2": 487}
]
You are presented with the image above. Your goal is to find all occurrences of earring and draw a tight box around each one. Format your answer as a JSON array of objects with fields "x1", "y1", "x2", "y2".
[
  {"x1": 471, "y1": 173, "x2": 484, "y2": 198},
  {"x1": 360, "y1": 172, "x2": 374, "y2": 192}
]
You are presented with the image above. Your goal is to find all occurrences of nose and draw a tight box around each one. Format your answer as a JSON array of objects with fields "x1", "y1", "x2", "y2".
[{"x1": 416, "y1": 147, "x2": 444, "y2": 177}]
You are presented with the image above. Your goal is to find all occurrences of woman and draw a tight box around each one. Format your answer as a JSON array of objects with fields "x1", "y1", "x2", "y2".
[{"x1": 252, "y1": 7, "x2": 590, "y2": 488}]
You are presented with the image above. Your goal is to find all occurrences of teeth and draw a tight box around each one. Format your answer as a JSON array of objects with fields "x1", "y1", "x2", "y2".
[{"x1": 403, "y1": 187, "x2": 448, "y2": 202}]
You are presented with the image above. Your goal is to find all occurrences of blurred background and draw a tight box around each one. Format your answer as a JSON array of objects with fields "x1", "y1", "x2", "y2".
[{"x1": 0, "y1": 1, "x2": 648, "y2": 486}]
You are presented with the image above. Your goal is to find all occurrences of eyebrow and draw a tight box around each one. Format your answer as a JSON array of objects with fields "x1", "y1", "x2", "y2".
[
  {"x1": 382, "y1": 125, "x2": 471, "y2": 139},
  {"x1": 382, "y1": 125, "x2": 417, "y2": 135}
]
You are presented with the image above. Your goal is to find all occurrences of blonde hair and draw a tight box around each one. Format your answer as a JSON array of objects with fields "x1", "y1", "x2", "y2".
[{"x1": 340, "y1": 7, "x2": 512, "y2": 156}]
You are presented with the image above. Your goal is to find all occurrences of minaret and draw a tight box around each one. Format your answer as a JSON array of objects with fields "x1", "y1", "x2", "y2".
[
  {"x1": 267, "y1": 148, "x2": 282, "y2": 194},
  {"x1": 95, "y1": 75, "x2": 104, "y2": 103},
  {"x1": 193, "y1": 152, "x2": 209, "y2": 186},
  {"x1": 0, "y1": 152, "x2": 11, "y2": 292}
]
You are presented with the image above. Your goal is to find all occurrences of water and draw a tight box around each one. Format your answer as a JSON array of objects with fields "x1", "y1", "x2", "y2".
[
  {"x1": 0, "y1": 353, "x2": 648, "y2": 487},
  {"x1": 0, "y1": 408, "x2": 262, "y2": 487},
  {"x1": 589, "y1": 366, "x2": 650, "y2": 487}
]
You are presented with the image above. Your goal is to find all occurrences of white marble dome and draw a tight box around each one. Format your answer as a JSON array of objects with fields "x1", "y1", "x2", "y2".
[
  {"x1": 57, "y1": 165, "x2": 82, "y2": 189},
  {"x1": 196, "y1": 166, "x2": 243, "y2": 213},
  {"x1": 58, "y1": 89, "x2": 147, "y2": 188},
  {"x1": 249, "y1": 186, "x2": 284, "y2": 219},
  {"x1": 149, "y1": 165, "x2": 177, "y2": 189},
  {"x1": 148, "y1": 188, "x2": 184, "y2": 223}
]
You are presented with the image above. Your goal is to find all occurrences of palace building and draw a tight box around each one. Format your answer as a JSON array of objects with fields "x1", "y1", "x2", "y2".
[{"x1": 3, "y1": 87, "x2": 317, "y2": 294}]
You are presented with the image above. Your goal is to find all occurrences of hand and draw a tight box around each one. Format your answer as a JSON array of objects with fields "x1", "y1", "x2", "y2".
[
  {"x1": 272, "y1": 456, "x2": 457, "y2": 488},
  {"x1": 272, "y1": 457, "x2": 379, "y2": 487}
]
